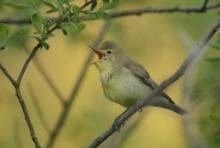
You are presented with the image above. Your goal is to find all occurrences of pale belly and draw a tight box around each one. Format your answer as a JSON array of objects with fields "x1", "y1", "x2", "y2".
[{"x1": 100, "y1": 68, "x2": 152, "y2": 108}]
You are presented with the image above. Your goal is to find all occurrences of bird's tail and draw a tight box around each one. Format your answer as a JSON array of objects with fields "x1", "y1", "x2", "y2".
[
  {"x1": 153, "y1": 101, "x2": 187, "y2": 115},
  {"x1": 168, "y1": 104, "x2": 187, "y2": 115}
]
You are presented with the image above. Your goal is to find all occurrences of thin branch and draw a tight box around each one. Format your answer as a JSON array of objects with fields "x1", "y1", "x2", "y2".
[
  {"x1": 15, "y1": 88, "x2": 41, "y2": 148},
  {"x1": 109, "y1": 2, "x2": 220, "y2": 18},
  {"x1": 201, "y1": 0, "x2": 209, "y2": 10},
  {"x1": 0, "y1": 64, "x2": 16, "y2": 86},
  {"x1": 0, "y1": 2, "x2": 220, "y2": 25},
  {"x1": 45, "y1": 21, "x2": 111, "y2": 148},
  {"x1": 28, "y1": 83, "x2": 51, "y2": 135},
  {"x1": 89, "y1": 17, "x2": 220, "y2": 148},
  {"x1": 0, "y1": 23, "x2": 59, "y2": 148},
  {"x1": 16, "y1": 25, "x2": 58, "y2": 86},
  {"x1": 80, "y1": 0, "x2": 94, "y2": 10},
  {"x1": 16, "y1": 43, "x2": 41, "y2": 86}
]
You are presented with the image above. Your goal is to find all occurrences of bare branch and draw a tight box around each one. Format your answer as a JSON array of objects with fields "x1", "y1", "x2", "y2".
[
  {"x1": 0, "y1": 63, "x2": 16, "y2": 86},
  {"x1": 16, "y1": 25, "x2": 58, "y2": 86},
  {"x1": 15, "y1": 88, "x2": 41, "y2": 148},
  {"x1": 0, "y1": 2, "x2": 220, "y2": 25},
  {"x1": 45, "y1": 21, "x2": 111, "y2": 148},
  {"x1": 80, "y1": 0, "x2": 94, "y2": 10},
  {"x1": 28, "y1": 83, "x2": 51, "y2": 135},
  {"x1": 89, "y1": 17, "x2": 220, "y2": 148},
  {"x1": 201, "y1": 0, "x2": 209, "y2": 10},
  {"x1": 110, "y1": 2, "x2": 220, "y2": 18},
  {"x1": 16, "y1": 43, "x2": 41, "y2": 86},
  {"x1": 0, "y1": 24, "x2": 59, "y2": 148}
]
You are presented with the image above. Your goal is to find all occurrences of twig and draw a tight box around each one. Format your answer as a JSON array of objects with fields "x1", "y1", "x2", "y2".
[
  {"x1": 0, "y1": 64, "x2": 16, "y2": 86},
  {"x1": 45, "y1": 21, "x2": 111, "y2": 148},
  {"x1": 109, "y1": 2, "x2": 219, "y2": 18},
  {"x1": 16, "y1": 25, "x2": 58, "y2": 86},
  {"x1": 88, "y1": 17, "x2": 220, "y2": 148},
  {"x1": 201, "y1": 0, "x2": 209, "y2": 10},
  {"x1": 15, "y1": 88, "x2": 41, "y2": 148},
  {"x1": 80, "y1": 0, "x2": 94, "y2": 10},
  {"x1": 0, "y1": 23, "x2": 59, "y2": 148},
  {"x1": 0, "y1": 2, "x2": 220, "y2": 24},
  {"x1": 16, "y1": 43, "x2": 41, "y2": 86},
  {"x1": 28, "y1": 83, "x2": 51, "y2": 135}
]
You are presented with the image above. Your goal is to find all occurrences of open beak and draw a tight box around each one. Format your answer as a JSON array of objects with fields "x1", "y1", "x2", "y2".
[{"x1": 89, "y1": 45, "x2": 104, "y2": 64}]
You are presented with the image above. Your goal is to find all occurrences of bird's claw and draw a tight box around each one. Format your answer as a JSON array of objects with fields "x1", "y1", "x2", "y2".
[{"x1": 113, "y1": 117, "x2": 124, "y2": 131}]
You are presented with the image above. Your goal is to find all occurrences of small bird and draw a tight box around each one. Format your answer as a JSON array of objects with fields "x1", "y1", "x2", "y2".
[{"x1": 90, "y1": 40, "x2": 186, "y2": 115}]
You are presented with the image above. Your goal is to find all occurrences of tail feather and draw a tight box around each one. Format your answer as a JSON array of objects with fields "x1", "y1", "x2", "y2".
[
  {"x1": 169, "y1": 104, "x2": 187, "y2": 115},
  {"x1": 154, "y1": 102, "x2": 187, "y2": 115}
]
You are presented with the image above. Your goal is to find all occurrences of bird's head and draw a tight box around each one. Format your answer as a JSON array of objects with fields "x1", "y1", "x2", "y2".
[{"x1": 90, "y1": 40, "x2": 127, "y2": 73}]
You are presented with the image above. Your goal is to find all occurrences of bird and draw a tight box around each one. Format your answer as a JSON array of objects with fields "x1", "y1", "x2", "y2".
[{"x1": 90, "y1": 40, "x2": 186, "y2": 115}]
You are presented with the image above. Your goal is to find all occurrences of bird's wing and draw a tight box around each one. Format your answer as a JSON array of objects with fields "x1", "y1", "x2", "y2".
[{"x1": 124, "y1": 60, "x2": 175, "y2": 104}]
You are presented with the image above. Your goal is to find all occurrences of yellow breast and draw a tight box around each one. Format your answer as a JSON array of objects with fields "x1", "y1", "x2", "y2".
[{"x1": 100, "y1": 67, "x2": 152, "y2": 107}]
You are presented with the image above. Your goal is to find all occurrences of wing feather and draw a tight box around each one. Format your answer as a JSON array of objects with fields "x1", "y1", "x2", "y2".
[{"x1": 124, "y1": 60, "x2": 175, "y2": 104}]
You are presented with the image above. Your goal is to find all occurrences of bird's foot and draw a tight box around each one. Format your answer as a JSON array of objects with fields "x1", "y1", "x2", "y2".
[
  {"x1": 113, "y1": 116, "x2": 123, "y2": 131},
  {"x1": 136, "y1": 103, "x2": 144, "y2": 113},
  {"x1": 138, "y1": 108, "x2": 143, "y2": 113}
]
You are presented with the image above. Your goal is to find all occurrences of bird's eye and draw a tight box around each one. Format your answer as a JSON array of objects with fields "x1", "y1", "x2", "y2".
[{"x1": 107, "y1": 50, "x2": 112, "y2": 54}]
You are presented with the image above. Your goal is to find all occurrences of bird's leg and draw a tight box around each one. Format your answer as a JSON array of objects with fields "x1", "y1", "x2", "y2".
[{"x1": 112, "y1": 109, "x2": 128, "y2": 131}]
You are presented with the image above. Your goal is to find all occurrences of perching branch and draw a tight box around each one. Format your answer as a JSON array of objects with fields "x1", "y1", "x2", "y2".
[
  {"x1": 45, "y1": 21, "x2": 111, "y2": 148},
  {"x1": 0, "y1": 2, "x2": 219, "y2": 25},
  {"x1": 89, "y1": 17, "x2": 220, "y2": 148}
]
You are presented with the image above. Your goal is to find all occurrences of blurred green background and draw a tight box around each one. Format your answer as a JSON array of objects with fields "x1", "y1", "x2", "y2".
[{"x1": 0, "y1": 0, "x2": 220, "y2": 148}]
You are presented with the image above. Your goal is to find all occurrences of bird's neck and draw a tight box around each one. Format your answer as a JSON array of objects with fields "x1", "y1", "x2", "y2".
[{"x1": 99, "y1": 64, "x2": 123, "y2": 85}]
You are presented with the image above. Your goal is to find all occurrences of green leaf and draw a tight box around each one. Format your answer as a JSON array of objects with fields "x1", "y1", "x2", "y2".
[
  {"x1": 43, "y1": 0, "x2": 55, "y2": 8},
  {"x1": 43, "y1": 0, "x2": 58, "y2": 13},
  {"x1": 99, "y1": 0, "x2": 119, "y2": 11},
  {"x1": 210, "y1": 114, "x2": 220, "y2": 124},
  {"x1": 90, "y1": 0, "x2": 97, "y2": 11},
  {"x1": 7, "y1": 28, "x2": 29, "y2": 48},
  {"x1": 65, "y1": 23, "x2": 86, "y2": 34},
  {"x1": 62, "y1": 29, "x2": 68, "y2": 36},
  {"x1": 94, "y1": 11, "x2": 111, "y2": 19},
  {"x1": 29, "y1": 0, "x2": 44, "y2": 8},
  {"x1": 71, "y1": 5, "x2": 81, "y2": 14},
  {"x1": 58, "y1": 0, "x2": 69, "y2": 4},
  {"x1": 4, "y1": 2, "x2": 31, "y2": 9},
  {"x1": 210, "y1": 43, "x2": 220, "y2": 51},
  {"x1": 31, "y1": 13, "x2": 44, "y2": 33},
  {"x1": 0, "y1": 23, "x2": 9, "y2": 50},
  {"x1": 206, "y1": 57, "x2": 220, "y2": 63},
  {"x1": 214, "y1": 136, "x2": 220, "y2": 143},
  {"x1": 46, "y1": 7, "x2": 58, "y2": 13},
  {"x1": 42, "y1": 42, "x2": 50, "y2": 50}
]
